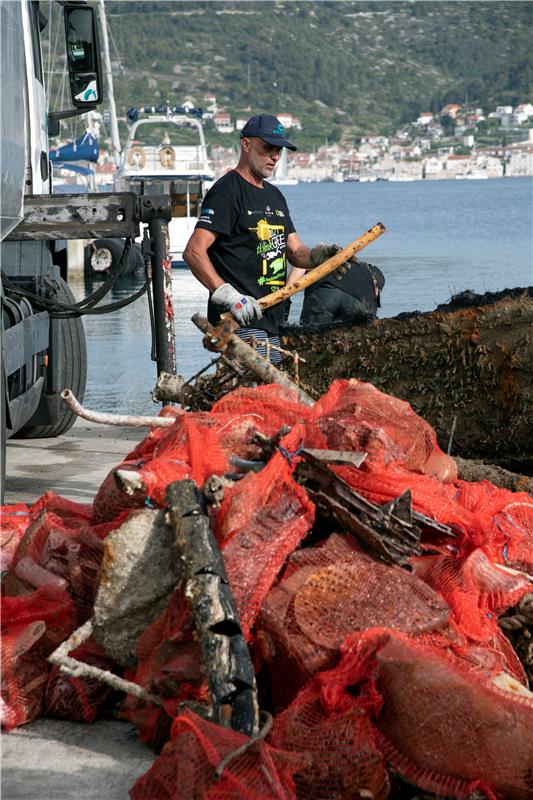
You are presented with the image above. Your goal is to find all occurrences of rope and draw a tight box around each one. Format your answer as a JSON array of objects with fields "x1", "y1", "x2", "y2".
[{"x1": 276, "y1": 439, "x2": 305, "y2": 467}]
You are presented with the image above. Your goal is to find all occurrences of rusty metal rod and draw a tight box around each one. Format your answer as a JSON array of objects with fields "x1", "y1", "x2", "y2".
[
  {"x1": 191, "y1": 315, "x2": 315, "y2": 407},
  {"x1": 60, "y1": 389, "x2": 175, "y2": 427}
]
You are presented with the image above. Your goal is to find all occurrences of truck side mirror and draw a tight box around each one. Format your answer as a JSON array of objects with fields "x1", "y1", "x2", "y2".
[{"x1": 63, "y1": 4, "x2": 102, "y2": 108}]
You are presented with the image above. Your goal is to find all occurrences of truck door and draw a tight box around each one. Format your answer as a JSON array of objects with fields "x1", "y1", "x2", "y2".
[{"x1": 22, "y1": 0, "x2": 50, "y2": 196}]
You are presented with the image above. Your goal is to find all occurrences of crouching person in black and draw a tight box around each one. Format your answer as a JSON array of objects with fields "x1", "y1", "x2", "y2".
[{"x1": 299, "y1": 243, "x2": 385, "y2": 326}]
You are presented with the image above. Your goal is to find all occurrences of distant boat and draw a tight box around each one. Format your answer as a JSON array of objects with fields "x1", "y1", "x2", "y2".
[
  {"x1": 50, "y1": 130, "x2": 98, "y2": 193},
  {"x1": 388, "y1": 175, "x2": 414, "y2": 182},
  {"x1": 332, "y1": 171, "x2": 344, "y2": 183},
  {"x1": 269, "y1": 148, "x2": 299, "y2": 186},
  {"x1": 114, "y1": 107, "x2": 214, "y2": 266}
]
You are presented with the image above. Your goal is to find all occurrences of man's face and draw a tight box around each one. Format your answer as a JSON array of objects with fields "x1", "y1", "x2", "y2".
[{"x1": 243, "y1": 137, "x2": 282, "y2": 179}]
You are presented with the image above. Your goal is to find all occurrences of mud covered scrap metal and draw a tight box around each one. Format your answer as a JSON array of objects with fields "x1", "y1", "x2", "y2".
[{"x1": 2, "y1": 376, "x2": 533, "y2": 799}]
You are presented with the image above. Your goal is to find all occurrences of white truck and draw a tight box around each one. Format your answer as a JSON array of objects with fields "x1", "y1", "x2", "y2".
[
  {"x1": 1, "y1": 1, "x2": 104, "y2": 452},
  {"x1": 1, "y1": 1, "x2": 175, "y2": 498}
]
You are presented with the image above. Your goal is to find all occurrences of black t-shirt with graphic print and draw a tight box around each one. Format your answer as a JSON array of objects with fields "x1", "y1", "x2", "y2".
[{"x1": 195, "y1": 170, "x2": 295, "y2": 335}]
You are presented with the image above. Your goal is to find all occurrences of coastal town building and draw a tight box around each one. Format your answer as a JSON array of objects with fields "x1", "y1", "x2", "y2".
[
  {"x1": 74, "y1": 100, "x2": 533, "y2": 186},
  {"x1": 276, "y1": 113, "x2": 302, "y2": 131},
  {"x1": 416, "y1": 112, "x2": 433, "y2": 126},
  {"x1": 440, "y1": 103, "x2": 462, "y2": 119},
  {"x1": 212, "y1": 112, "x2": 234, "y2": 133},
  {"x1": 514, "y1": 103, "x2": 533, "y2": 124},
  {"x1": 505, "y1": 129, "x2": 533, "y2": 177}
]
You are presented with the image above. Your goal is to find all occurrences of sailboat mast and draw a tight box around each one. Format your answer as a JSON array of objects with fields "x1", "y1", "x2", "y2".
[{"x1": 97, "y1": 0, "x2": 121, "y2": 166}]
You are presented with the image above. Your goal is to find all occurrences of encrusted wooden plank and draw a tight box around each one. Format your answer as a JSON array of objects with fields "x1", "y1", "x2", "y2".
[{"x1": 166, "y1": 479, "x2": 259, "y2": 736}]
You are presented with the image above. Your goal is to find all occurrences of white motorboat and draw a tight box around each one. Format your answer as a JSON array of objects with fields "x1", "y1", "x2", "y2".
[{"x1": 114, "y1": 106, "x2": 214, "y2": 265}]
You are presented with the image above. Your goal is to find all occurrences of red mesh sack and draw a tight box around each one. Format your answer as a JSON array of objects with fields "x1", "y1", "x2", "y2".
[
  {"x1": 9, "y1": 510, "x2": 114, "y2": 623},
  {"x1": 7, "y1": 493, "x2": 94, "y2": 581},
  {"x1": 446, "y1": 628, "x2": 529, "y2": 687},
  {"x1": 130, "y1": 707, "x2": 303, "y2": 800},
  {"x1": 330, "y1": 461, "x2": 478, "y2": 541},
  {"x1": 210, "y1": 384, "x2": 316, "y2": 463},
  {"x1": 270, "y1": 679, "x2": 389, "y2": 800},
  {"x1": 36, "y1": 526, "x2": 105, "y2": 621},
  {"x1": 2, "y1": 584, "x2": 76, "y2": 648},
  {"x1": 214, "y1": 426, "x2": 315, "y2": 637},
  {"x1": 0, "y1": 503, "x2": 30, "y2": 572},
  {"x1": 1, "y1": 586, "x2": 76, "y2": 731},
  {"x1": 257, "y1": 541, "x2": 450, "y2": 710},
  {"x1": 488, "y1": 498, "x2": 533, "y2": 574},
  {"x1": 122, "y1": 587, "x2": 208, "y2": 749},
  {"x1": 93, "y1": 416, "x2": 228, "y2": 523},
  {"x1": 1, "y1": 621, "x2": 49, "y2": 731},
  {"x1": 29, "y1": 491, "x2": 93, "y2": 523},
  {"x1": 310, "y1": 379, "x2": 457, "y2": 482},
  {"x1": 211, "y1": 384, "x2": 314, "y2": 434},
  {"x1": 412, "y1": 547, "x2": 532, "y2": 643},
  {"x1": 452, "y1": 481, "x2": 533, "y2": 573},
  {"x1": 11, "y1": 509, "x2": 85, "y2": 573},
  {"x1": 123, "y1": 406, "x2": 185, "y2": 462},
  {"x1": 215, "y1": 410, "x2": 287, "y2": 462},
  {"x1": 45, "y1": 636, "x2": 116, "y2": 722},
  {"x1": 319, "y1": 628, "x2": 533, "y2": 800}
]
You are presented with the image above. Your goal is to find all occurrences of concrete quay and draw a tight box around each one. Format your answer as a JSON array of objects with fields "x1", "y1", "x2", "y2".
[
  {"x1": 4, "y1": 420, "x2": 141, "y2": 505},
  {"x1": 2, "y1": 421, "x2": 156, "y2": 800}
]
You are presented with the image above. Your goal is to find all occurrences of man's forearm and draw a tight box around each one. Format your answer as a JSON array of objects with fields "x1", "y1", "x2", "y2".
[
  {"x1": 287, "y1": 266, "x2": 307, "y2": 286},
  {"x1": 287, "y1": 244, "x2": 312, "y2": 269}
]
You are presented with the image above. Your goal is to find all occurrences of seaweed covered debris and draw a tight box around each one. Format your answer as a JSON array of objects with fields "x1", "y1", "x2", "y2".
[{"x1": 281, "y1": 287, "x2": 533, "y2": 468}]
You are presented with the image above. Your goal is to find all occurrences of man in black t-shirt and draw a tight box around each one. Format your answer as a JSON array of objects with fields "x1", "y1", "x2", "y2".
[{"x1": 183, "y1": 113, "x2": 344, "y2": 362}]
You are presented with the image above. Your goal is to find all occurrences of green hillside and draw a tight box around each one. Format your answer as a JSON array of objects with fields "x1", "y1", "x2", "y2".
[{"x1": 50, "y1": 1, "x2": 533, "y2": 147}]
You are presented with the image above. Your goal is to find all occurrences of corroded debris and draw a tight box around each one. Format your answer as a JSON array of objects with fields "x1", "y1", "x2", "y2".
[
  {"x1": 456, "y1": 457, "x2": 533, "y2": 495},
  {"x1": 281, "y1": 287, "x2": 533, "y2": 467},
  {"x1": 295, "y1": 450, "x2": 455, "y2": 565}
]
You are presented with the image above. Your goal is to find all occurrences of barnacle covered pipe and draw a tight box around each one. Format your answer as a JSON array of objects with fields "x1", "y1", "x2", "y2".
[{"x1": 60, "y1": 389, "x2": 175, "y2": 428}]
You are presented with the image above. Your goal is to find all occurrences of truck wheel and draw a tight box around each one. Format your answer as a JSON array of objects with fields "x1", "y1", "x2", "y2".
[
  {"x1": 16, "y1": 278, "x2": 87, "y2": 438},
  {"x1": 86, "y1": 238, "x2": 136, "y2": 277}
]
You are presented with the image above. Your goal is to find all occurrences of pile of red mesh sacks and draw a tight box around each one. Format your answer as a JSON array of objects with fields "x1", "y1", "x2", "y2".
[{"x1": 2, "y1": 379, "x2": 533, "y2": 800}]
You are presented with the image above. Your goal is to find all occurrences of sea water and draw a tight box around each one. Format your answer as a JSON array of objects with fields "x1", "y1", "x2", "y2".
[{"x1": 71, "y1": 177, "x2": 532, "y2": 414}]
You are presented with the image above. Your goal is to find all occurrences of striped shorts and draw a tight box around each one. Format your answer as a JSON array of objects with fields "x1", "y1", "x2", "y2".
[{"x1": 235, "y1": 328, "x2": 282, "y2": 364}]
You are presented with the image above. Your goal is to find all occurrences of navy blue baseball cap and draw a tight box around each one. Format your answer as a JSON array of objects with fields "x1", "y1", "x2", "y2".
[{"x1": 240, "y1": 114, "x2": 297, "y2": 151}]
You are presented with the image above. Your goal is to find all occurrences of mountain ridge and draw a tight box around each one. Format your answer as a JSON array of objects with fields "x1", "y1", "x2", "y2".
[{"x1": 59, "y1": 1, "x2": 533, "y2": 147}]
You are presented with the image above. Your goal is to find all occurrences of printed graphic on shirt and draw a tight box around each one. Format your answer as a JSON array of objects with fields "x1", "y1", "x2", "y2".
[
  {"x1": 199, "y1": 206, "x2": 215, "y2": 224},
  {"x1": 250, "y1": 218, "x2": 287, "y2": 290},
  {"x1": 247, "y1": 208, "x2": 275, "y2": 217}
]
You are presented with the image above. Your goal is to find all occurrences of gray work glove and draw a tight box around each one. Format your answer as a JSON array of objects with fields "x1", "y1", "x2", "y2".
[
  {"x1": 309, "y1": 242, "x2": 357, "y2": 279},
  {"x1": 335, "y1": 255, "x2": 359, "y2": 279},
  {"x1": 211, "y1": 283, "x2": 263, "y2": 326}
]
